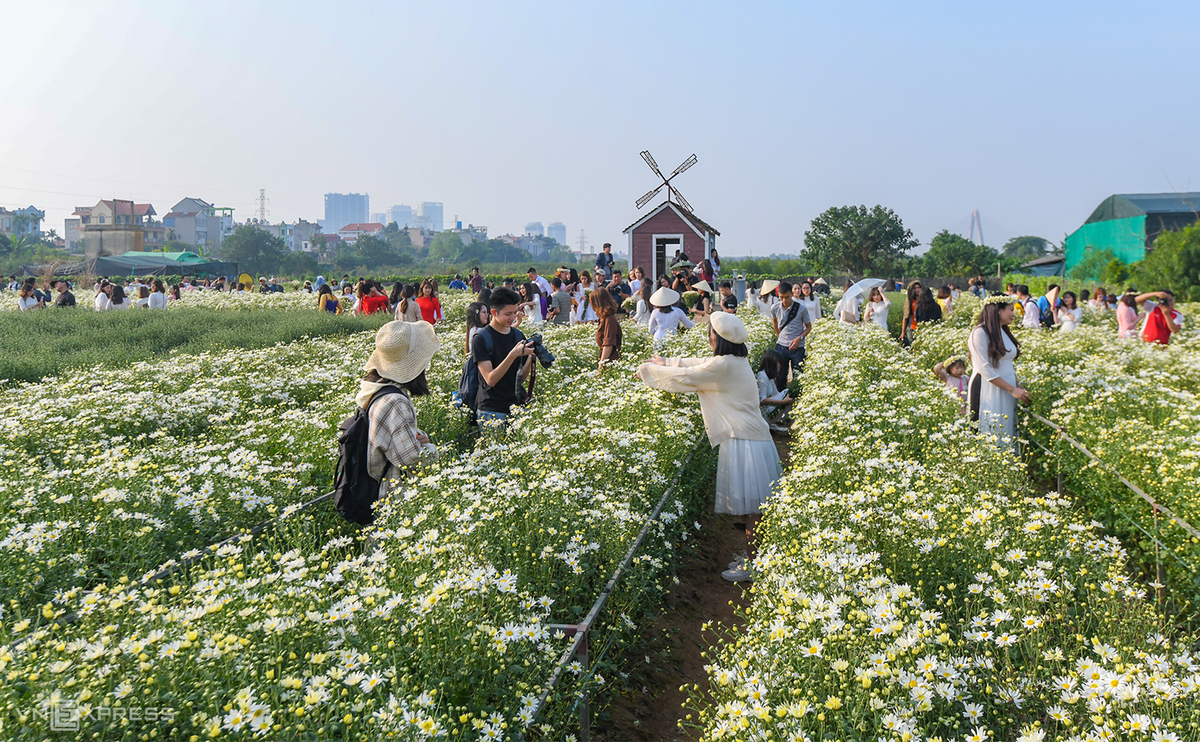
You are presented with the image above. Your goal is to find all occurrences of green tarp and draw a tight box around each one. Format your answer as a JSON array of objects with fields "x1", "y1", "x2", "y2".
[
  {"x1": 1065, "y1": 216, "x2": 1147, "y2": 270},
  {"x1": 91, "y1": 253, "x2": 237, "y2": 277}
]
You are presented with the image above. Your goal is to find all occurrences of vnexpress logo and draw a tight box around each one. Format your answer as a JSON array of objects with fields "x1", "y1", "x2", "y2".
[{"x1": 40, "y1": 699, "x2": 80, "y2": 732}]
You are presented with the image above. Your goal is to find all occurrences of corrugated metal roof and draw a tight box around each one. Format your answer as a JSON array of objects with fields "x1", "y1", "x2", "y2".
[{"x1": 1086, "y1": 192, "x2": 1200, "y2": 223}]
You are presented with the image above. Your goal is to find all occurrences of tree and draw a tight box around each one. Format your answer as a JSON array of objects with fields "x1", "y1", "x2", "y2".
[
  {"x1": 0, "y1": 232, "x2": 10, "y2": 256},
  {"x1": 220, "y1": 225, "x2": 285, "y2": 276},
  {"x1": 1068, "y1": 247, "x2": 1120, "y2": 282},
  {"x1": 1133, "y1": 223, "x2": 1200, "y2": 302},
  {"x1": 279, "y1": 250, "x2": 319, "y2": 277},
  {"x1": 546, "y1": 243, "x2": 576, "y2": 265},
  {"x1": 353, "y1": 234, "x2": 400, "y2": 270},
  {"x1": 384, "y1": 221, "x2": 400, "y2": 236},
  {"x1": 1001, "y1": 235, "x2": 1050, "y2": 261},
  {"x1": 917, "y1": 230, "x2": 1001, "y2": 277},
  {"x1": 428, "y1": 232, "x2": 464, "y2": 261},
  {"x1": 803, "y1": 205, "x2": 918, "y2": 275}
]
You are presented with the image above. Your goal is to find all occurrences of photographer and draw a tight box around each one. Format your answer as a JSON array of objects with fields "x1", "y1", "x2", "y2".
[{"x1": 471, "y1": 287, "x2": 535, "y2": 427}]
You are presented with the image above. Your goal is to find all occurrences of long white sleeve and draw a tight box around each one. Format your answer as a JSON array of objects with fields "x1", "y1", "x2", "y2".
[{"x1": 968, "y1": 327, "x2": 1000, "y2": 381}]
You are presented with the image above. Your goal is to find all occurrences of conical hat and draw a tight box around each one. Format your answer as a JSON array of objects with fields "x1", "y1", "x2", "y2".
[
  {"x1": 650, "y1": 287, "x2": 680, "y2": 307},
  {"x1": 759, "y1": 280, "x2": 780, "y2": 295},
  {"x1": 692, "y1": 280, "x2": 714, "y2": 294}
]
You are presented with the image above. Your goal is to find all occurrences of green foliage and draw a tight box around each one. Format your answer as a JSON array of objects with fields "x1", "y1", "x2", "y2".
[
  {"x1": 219, "y1": 225, "x2": 285, "y2": 275},
  {"x1": 428, "y1": 232, "x2": 464, "y2": 261},
  {"x1": 279, "y1": 250, "x2": 319, "y2": 277},
  {"x1": 1134, "y1": 222, "x2": 1200, "y2": 302},
  {"x1": 0, "y1": 307, "x2": 387, "y2": 384},
  {"x1": 1001, "y1": 235, "x2": 1050, "y2": 260},
  {"x1": 724, "y1": 256, "x2": 810, "y2": 277},
  {"x1": 0, "y1": 232, "x2": 10, "y2": 256},
  {"x1": 803, "y1": 204, "x2": 918, "y2": 276},
  {"x1": 912, "y1": 230, "x2": 1001, "y2": 277}
]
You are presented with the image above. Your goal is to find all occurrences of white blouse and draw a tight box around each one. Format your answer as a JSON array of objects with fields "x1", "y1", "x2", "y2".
[
  {"x1": 148, "y1": 292, "x2": 168, "y2": 309},
  {"x1": 798, "y1": 296, "x2": 822, "y2": 321},
  {"x1": 647, "y1": 307, "x2": 695, "y2": 342},
  {"x1": 94, "y1": 293, "x2": 111, "y2": 312},
  {"x1": 107, "y1": 299, "x2": 132, "y2": 311}
]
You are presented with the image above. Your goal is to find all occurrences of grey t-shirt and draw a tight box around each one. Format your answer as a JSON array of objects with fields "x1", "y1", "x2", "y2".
[
  {"x1": 549, "y1": 290, "x2": 572, "y2": 325},
  {"x1": 772, "y1": 300, "x2": 811, "y2": 347}
]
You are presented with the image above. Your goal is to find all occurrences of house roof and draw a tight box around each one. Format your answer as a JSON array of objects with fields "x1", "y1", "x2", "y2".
[
  {"x1": 322, "y1": 234, "x2": 343, "y2": 243},
  {"x1": 337, "y1": 223, "x2": 385, "y2": 233},
  {"x1": 1086, "y1": 193, "x2": 1200, "y2": 223},
  {"x1": 164, "y1": 211, "x2": 200, "y2": 219},
  {"x1": 1021, "y1": 255, "x2": 1065, "y2": 268},
  {"x1": 622, "y1": 200, "x2": 720, "y2": 237},
  {"x1": 99, "y1": 200, "x2": 156, "y2": 217}
]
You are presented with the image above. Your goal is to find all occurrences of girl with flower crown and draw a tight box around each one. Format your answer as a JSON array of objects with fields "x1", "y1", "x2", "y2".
[{"x1": 934, "y1": 354, "x2": 969, "y2": 414}]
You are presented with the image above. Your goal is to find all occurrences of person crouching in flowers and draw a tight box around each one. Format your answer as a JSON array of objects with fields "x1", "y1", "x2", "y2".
[
  {"x1": 968, "y1": 297, "x2": 1031, "y2": 452},
  {"x1": 635, "y1": 312, "x2": 782, "y2": 583},
  {"x1": 934, "y1": 354, "x2": 968, "y2": 415},
  {"x1": 358, "y1": 321, "x2": 441, "y2": 505}
]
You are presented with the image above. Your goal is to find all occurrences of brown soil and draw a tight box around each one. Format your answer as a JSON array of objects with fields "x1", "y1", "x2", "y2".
[{"x1": 592, "y1": 430, "x2": 791, "y2": 741}]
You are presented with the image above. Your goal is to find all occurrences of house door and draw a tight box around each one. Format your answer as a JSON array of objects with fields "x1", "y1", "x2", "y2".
[{"x1": 653, "y1": 234, "x2": 682, "y2": 284}]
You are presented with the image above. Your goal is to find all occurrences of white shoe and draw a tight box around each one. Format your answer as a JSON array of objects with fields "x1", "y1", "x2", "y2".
[{"x1": 721, "y1": 565, "x2": 753, "y2": 583}]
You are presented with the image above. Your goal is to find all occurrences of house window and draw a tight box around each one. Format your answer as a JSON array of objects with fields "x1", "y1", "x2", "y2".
[{"x1": 99, "y1": 216, "x2": 105, "y2": 224}]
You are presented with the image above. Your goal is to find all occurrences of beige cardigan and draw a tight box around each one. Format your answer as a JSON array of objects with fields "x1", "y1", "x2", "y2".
[{"x1": 637, "y1": 355, "x2": 771, "y2": 447}]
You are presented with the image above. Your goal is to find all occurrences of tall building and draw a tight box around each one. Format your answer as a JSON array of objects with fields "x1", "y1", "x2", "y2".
[
  {"x1": 324, "y1": 193, "x2": 369, "y2": 233},
  {"x1": 371, "y1": 212, "x2": 386, "y2": 226},
  {"x1": 524, "y1": 221, "x2": 544, "y2": 237},
  {"x1": 416, "y1": 202, "x2": 443, "y2": 232},
  {"x1": 386, "y1": 204, "x2": 414, "y2": 228},
  {"x1": 547, "y1": 222, "x2": 566, "y2": 245}
]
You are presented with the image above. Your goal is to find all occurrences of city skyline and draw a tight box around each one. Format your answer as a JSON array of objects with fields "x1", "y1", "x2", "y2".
[{"x1": 1, "y1": 1, "x2": 1197, "y2": 257}]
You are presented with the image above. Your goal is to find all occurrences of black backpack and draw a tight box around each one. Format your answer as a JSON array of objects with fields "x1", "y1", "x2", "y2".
[{"x1": 333, "y1": 386, "x2": 401, "y2": 525}]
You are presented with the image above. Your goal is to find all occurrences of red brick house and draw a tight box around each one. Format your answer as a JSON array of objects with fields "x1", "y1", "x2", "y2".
[{"x1": 623, "y1": 201, "x2": 719, "y2": 282}]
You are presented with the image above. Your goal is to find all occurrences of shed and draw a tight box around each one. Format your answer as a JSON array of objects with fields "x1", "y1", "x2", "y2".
[
  {"x1": 623, "y1": 201, "x2": 719, "y2": 283},
  {"x1": 1065, "y1": 192, "x2": 1200, "y2": 270},
  {"x1": 1020, "y1": 254, "x2": 1065, "y2": 277}
]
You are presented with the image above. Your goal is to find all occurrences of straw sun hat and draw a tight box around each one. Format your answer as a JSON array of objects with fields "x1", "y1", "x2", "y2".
[
  {"x1": 650, "y1": 286, "x2": 680, "y2": 307},
  {"x1": 759, "y1": 279, "x2": 780, "y2": 295},
  {"x1": 364, "y1": 320, "x2": 441, "y2": 383},
  {"x1": 692, "y1": 280, "x2": 714, "y2": 294}
]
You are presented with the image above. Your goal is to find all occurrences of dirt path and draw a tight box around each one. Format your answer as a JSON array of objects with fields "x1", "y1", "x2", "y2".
[{"x1": 593, "y1": 431, "x2": 791, "y2": 741}]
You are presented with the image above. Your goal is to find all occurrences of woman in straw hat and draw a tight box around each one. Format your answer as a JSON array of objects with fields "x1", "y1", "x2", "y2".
[
  {"x1": 690, "y1": 279, "x2": 715, "y2": 320},
  {"x1": 646, "y1": 286, "x2": 695, "y2": 344},
  {"x1": 636, "y1": 313, "x2": 783, "y2": 583},
  {"x1": 357, "y1": 320, "x2": 442, "y2": 503}
]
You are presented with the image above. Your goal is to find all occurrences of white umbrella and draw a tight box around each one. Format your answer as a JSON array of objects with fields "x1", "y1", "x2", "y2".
[{"x1": 834, "y1": 278, "x2": 887, "y2": 323}]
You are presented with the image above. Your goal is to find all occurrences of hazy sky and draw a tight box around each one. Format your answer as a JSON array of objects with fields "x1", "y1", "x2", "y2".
[{"x1": 3, "y1": 0, "x2": 1198, "y2": 256}]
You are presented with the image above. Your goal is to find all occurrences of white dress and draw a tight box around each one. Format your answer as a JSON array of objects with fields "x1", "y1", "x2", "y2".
[
  {"x1": 633, "y1": 299, "x2": 652, "y2": 324},
  {"x1": 94, "y1": 293, "x2": 110, "y2": 312},
  {"x1": 864, "y1": 299, "x2": 890, "y2": 329},
  {"x1": 968, "y1": 326, "x2": 1018, "y2": 451},
  {"x1": 798, "y1": 296, "x2": 822, "y2": 321},
  {"x1": 148, "y1": 292, "x2": 168, "y2": 309},
  {"x1": 647, "y1": 307, "x2": 694, "y2": 343},
  {"x1": 1058, "y1": 306, "x2": 1082, "y2": 332},
  {"x1": 574, "y1": 287, "x2": 598, "y2": 323}
]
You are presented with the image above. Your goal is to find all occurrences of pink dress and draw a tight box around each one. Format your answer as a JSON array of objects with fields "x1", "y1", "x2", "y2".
[
  {"x1": 944, "y1": 374, "x2": 968, "y2": 414},
  {"x1": 1116, "y1": 303, "x2": 1138, "y2": 338}
]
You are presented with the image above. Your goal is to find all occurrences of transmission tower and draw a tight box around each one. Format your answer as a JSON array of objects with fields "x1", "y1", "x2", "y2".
[
  {"x1": 969, "y1": 209, "x2": 984, "y2": 246},
  {"x1": 577, "y1": 229, "x2": 588, "y2": 256},
  {"x1": 256, "y1": 189, "x2": 270, "y2": 223}
]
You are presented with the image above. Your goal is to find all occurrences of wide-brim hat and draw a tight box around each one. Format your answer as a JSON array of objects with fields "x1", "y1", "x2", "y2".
[
  {"x1": 692, "y1": 280, "x2": 714, "y2": 294},
  {"x1": 364, "y1": 320, "x2": 441, "y2": 383},
  {"x1": 709, "y1": 312, "x2": 748, "y2": 344},
  {"x1": 760, "y1": 279, "x2": 780, "y2": 295},
  {"x1": 813, "y1": 278, "x2": 828, "y2": 286},
  {"x1": 650, "y1": 286, "x2": 680, "y2": 307}
]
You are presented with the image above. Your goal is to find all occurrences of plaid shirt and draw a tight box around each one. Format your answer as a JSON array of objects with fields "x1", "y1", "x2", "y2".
[{"x1": 367, "y1": 390, "x2": 426, "y2": 485}]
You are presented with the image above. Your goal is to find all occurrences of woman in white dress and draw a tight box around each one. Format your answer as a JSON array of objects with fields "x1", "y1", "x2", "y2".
[
  {"x1": 797, "y1": 281, "x2": 822, "y2": 321},
  {"x1": 646, "y1": 287, "x2": 694, "y2": 344},
  {"x1": 106, "y1": 285, "x2": 133, "y2": 311},
  {"x1": 1055, "y1": 291, "x2": 1083, "y2": 332},
  {"x1": 863, "y1": 287, "x2": 891, "y2": 330},
  {"x1": 967, "y1": 297, "x2": 1031, "y2": 452},
  {"x1": 636, "y1": 312, "x2": 782, "y2": 583},
  {"x1": 574, "y1": 271, "x2": 598, "y2": 324},
  {"x1": 632, "y1": 282, "x2": 654, "y2": 324},
  {"x1": 94, "y1": 282, "x2": 112, "y2": 312}
]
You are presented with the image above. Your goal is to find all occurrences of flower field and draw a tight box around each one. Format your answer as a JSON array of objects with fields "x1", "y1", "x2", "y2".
[
  {"x1": 689, "y1": 319, "x2": 1200, "y2": 742},
  {"x1": 0, "y1": 289, "x2": 778, "y2": 739},
  {"x1": 909, "y1": 298, "x2": 1200, "y2": 615}
]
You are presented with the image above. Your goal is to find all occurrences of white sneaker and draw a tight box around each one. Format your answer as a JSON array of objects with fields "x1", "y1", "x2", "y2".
[{"x1": 721, "y1": 565, "x2": 753, "y2": 583}]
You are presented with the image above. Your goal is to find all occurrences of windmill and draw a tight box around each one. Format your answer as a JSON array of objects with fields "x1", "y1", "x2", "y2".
[{"x1": 636, "y1": 151, "x2": 697, "y2": 212}]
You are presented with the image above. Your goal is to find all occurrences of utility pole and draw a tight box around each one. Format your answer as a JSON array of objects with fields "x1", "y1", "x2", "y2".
[{"x1": 256, "y1": 189, "x2": 270, "y2": 223}]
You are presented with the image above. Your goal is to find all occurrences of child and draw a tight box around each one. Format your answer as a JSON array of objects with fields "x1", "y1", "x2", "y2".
[
  {"x1": 934, "y1": 354, "x2": 968, "y2": 413},
  {"x1": 756, "y1": 349, "x2": 793, "y2": 433}
]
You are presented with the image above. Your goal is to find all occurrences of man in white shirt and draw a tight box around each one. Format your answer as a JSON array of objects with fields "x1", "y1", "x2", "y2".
[
  {"x1": 1016, "y1": 285, "x2": 1041, "y2": 329},
  {"x1": 526, "y1": 267, "x2": 552, "y2": 299}
]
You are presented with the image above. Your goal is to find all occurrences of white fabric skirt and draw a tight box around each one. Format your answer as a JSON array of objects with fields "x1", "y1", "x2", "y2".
[{"x1": 714, "y1": 438, "x2": 783, "y2": 515}]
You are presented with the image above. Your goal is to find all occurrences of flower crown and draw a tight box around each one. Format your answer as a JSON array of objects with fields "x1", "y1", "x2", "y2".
[
  {"x1": 943, "y1": 354, "x2": 968, "y2": 368},
  {"x1": 983, "y1": 294, "x2": 1018, "y2": 305}
]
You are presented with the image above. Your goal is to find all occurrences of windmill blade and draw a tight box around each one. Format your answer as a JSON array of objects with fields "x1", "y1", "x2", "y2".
[
  {"x1": 672, "y1": 188, "x2": 694, "y2": 213},
  {"x1": 636, "y1": 184, "x2": 664, "y2": 209},
  {"x1": 640, "y1": 150, "x2": 664, "y2": 179},
  {"x1": 670, "y1": 153, "x2": 697, "y2": 177}
]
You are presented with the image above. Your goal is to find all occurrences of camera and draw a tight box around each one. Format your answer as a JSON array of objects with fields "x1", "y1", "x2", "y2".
[{"x1": 524, "y1": 333, "x2": 555, "y2": 368}]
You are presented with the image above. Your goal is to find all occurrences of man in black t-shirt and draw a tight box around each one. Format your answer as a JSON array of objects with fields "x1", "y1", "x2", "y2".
[
  {"x1": 719, "y1": 280, "x2": 737, "y2": 313},
  {"x1": 471, "y1": 287, "x2": 534, "y2": 427}
]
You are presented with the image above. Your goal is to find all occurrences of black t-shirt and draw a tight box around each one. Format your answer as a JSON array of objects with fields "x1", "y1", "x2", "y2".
[
  {"x1": 55, "y1": 291, "x2": 77, "y2": 307},
  {"x1": 721, "y1": 293, "x2": 737, "y2": 311},
  {"x1": 471, "y1": 325, "x2": 527, "y2": 413}
]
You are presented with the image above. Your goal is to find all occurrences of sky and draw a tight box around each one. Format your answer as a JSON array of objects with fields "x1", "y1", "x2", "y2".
[{"x1": 2, "y1": 0, "x2": 1198, "y2": 257}]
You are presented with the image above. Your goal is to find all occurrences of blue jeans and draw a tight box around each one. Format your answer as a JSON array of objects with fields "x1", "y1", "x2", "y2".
[
  {"x1": 775, "y1": 343, "x2": 806, "y2": 374},
  {"x1": 477, "y1": 410, "x2": 509, "y2": 433}
]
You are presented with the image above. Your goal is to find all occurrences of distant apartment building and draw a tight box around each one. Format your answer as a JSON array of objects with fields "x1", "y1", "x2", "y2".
[
  {"x1": 292, "y1": 219, "x2": 322, "y2": 253},
  {"x1": 524, "y1": 221, "x2": 544, "y2": 237},
  {"x1": 371, "y1": 212, "x2": 386, "y2": 226},
  {"x1": 446, "y1": 224, "x2": 488, "y2": 244},
  {"x1": 76, "y1": 199, "x2": 156, "y2": 259},
  {"x1": 325, "y1": 193, "x2": 370, "y2": 233},
  {"x1": 386, "y1": 204, "x2": 414, "y2": 228},
  {"x1": 547, "y1": 222, "x2": 566, "y2": 245},
  {"x1": 415, "y1": 202, "x2": 443, "y2": 232},
  {"x1": 162, "y1": 198, "x2": 234, "y2": 255},
  {"x1": 337, "y1": 222, "x2": 385, "y2": 244},
  {"x1": 0, "y1": 205, "x2": 45, "y2": 238}
]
